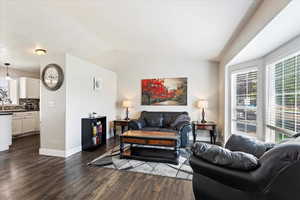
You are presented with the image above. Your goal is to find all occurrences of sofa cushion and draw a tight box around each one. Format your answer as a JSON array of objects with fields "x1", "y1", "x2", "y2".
[
  {"x1": 142, "y1": 112, "x2": 163, "y2": 127},
  {"x1": 129, "y1": 119, "x2": 146, "y2": 130},
  {"x1": 192, "y1": 142, "x2": 259, "y2": 171},
  {"x1": 225, "y1": 134, "x2": 266, "y2": 158}
]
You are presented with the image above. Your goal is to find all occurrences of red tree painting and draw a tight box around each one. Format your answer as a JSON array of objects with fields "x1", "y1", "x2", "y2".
[{"x1": 141, "y1": 78, "x2": 187, "y2": 105}]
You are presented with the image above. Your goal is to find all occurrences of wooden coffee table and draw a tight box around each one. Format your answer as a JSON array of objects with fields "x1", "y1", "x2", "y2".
[{"x1": 120, "y1": 130, "x2": 179, "y2": 164}]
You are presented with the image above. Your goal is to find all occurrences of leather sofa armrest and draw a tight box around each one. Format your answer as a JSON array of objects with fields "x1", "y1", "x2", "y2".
[
  {"x1": 264, "y1": 142, "x2": 276, "y2": 151},
  {"x1": 174, "y1": 121, "x2": 191, "y2": 148},
  {"x1": 252, "y1": 143, "x2": 300, "y2": 192},
  {"x1": 189, "y1": 155, "x2": 260, "y2": 192},
  {"x1": 174, "y1": 121, "x2": 191, "y2": 131},
  {"x1": 128, "y1": 119, "x2": 145, "y2": 130}
]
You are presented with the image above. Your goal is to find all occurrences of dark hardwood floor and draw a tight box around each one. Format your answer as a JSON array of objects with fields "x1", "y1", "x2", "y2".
[{"x1": 0, "y1": 135, "x2": 194, "y2": 200}]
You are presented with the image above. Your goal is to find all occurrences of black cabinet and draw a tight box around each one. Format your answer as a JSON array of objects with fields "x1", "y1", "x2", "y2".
[{"x1": 81, "y1": 116, "x2": 106, "y2": 151}]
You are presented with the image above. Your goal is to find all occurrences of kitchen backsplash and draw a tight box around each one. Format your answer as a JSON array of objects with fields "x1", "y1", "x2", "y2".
[{"x1": 19, "y1": 98, "x2": 40, "y2": 111}]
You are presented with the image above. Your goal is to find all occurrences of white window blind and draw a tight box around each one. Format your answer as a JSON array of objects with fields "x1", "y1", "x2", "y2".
[
  {"x1": 268, "y1": 54, "x2": 300, "y2": 141},
  {"x1": 231, "y1": 69, "x2": 258, "y2": 137}
]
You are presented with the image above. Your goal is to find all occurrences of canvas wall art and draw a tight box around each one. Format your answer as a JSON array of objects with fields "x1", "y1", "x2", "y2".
[{"x1": 141, "y1": 77, "x2": 187, "y2": 106}]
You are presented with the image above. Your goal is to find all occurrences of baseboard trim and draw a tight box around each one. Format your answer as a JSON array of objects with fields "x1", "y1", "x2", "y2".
[
  {"x1": 65, "y1": 146, "x2": 82, "y2": 157},
  {"x1": 39, "y1": 148, "x2": 66, "y2": 157},
  {"x1": 0, "y1": 145, "x2": 9, "y2": 152},
  {"x1": 39, "y1": 146, "x2": 82, "y2": 158}
]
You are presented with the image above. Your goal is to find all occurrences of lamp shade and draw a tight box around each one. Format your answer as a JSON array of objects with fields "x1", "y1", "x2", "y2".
[
  {"x1": 122, "y1": 100, "x2": 132, "y2": 108},
  {"x1": 197, "y1": 99, "x2": 208, "y2": 109}
]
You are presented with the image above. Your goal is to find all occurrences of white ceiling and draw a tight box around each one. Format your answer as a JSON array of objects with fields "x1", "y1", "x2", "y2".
[
  {"x1": 229, "y1": 0, "x2": 300, "y2": 65},
  {"x1": 0, "y1": 0, "x2": 256, "y2": 72}
]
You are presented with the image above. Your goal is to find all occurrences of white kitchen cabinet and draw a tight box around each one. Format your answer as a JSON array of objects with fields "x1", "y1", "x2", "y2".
[
  {"x1": 19, "y1": 77, "x2": 40, "y2": 99},
  {"x1": 12, "y1": 113, "x2": 24, "y2": 136},
  {"x1": 12, "y1": 111, "x2": 40, "y2": 136},
  {"x1": 12, "y1": 118, "x2": 23, "y2": 135},
  {"x1": 0, "y1": 114, "x2": 12, "y2": 151},
  {"x1": 35, "y1": 111, "x2": 40, "y2": 131},
  {"x1": 22, "y1": 118, "x2": 35, "y2": 133},
  {"x1": 23, "y1": 112, "x2": 35, "y2": 133}
]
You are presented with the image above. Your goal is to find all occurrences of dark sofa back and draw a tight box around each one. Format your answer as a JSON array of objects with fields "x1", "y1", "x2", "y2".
[{"x1": 140, "y1": 111, "x2": 188, "y2": 128}]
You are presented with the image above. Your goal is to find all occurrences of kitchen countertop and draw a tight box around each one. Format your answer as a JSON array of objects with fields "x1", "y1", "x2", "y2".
[
  {"x1": 0, "y1": 110, "x2": 39, "y2": 113},
  {"x1": 13, "y1": 110, "x2": 39, "y2": 112},
  {"x1": 0, "y1": 112, "x2": 13, "y2": 115}
]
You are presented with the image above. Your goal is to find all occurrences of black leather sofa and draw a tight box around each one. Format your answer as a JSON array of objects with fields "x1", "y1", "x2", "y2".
[
  {"x1": 190, "y1": 134, "x2": 300, "y2": 200},
  {"x1": 128, "y1": 111, "x2": 191, "y2": 147}
]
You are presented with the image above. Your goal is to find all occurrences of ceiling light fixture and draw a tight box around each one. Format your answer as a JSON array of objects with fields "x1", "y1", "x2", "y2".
[
  {"x1": 35, "y1": 48, "x2": 47, "y2": 56},
  {"x1": 4, "y1": 63, "x2": 12, "y2": 80}
]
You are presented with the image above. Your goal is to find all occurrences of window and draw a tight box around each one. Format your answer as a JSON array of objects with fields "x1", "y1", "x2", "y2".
[
  {"x1": 0, "y1": 79, "x2": 18, "y2": 105},
  {"x1": 0, "y1": 79, "x2": 10, "y2": 104},
  {"x1": 267, "y1": 54, "x2": 300, "y2": 142},
  {"x1": 231, "y1": 69, "x2": 258, "y2": 137}
]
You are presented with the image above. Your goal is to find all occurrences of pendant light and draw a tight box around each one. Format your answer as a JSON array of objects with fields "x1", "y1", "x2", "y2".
[{"x1": 4, "y1": 63, "x2": 12, "y2": 80}]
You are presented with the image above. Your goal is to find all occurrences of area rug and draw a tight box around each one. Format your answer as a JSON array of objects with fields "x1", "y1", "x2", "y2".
[{"x1": 88, "y1": 145, "x2": 193, "y2": 180}]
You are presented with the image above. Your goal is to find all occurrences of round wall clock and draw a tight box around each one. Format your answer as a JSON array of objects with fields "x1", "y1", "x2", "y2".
[{"x1": 41, "y1": 63, "x2": 64, "y2": 91}]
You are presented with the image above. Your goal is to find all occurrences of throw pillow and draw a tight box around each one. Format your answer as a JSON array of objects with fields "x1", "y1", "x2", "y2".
[
  {"x1": 170, "y1": 114, "x2": 191, "y2": 128},
  {"x1": 192, "y1": 142, "x2": 259, "y2": 171}
]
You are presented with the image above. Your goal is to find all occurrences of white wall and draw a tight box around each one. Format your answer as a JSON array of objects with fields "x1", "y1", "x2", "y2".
[
  {"x1": 220, "y1": 0, "x2": 291, "y2": 67},
  {"x1": 39, "y1": 54, "x2": 117, "y2": 157},
  {"x1": 264, "y1": 34, "x2": 300, "y2": 65},
  {"x1": 39, "y1": 54, "x2": 66, "y2": 153},
  {"x1": 116, "y1": 56, "x2": 219, "y2": 124},
  {"x1": 65, "y1": 54, "x2": 117, "y2": 152}
]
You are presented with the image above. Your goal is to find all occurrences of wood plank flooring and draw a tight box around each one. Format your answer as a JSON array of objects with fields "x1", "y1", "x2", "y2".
[{"x1": 0, "y1": 135, "x2": 194, "y2": 200}]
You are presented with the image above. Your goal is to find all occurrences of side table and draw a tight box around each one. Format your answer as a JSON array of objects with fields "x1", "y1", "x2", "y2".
[
  {"x1": 192, "y1": 121, "x2": 217, "y2": 144},
  {"x1": 113, "y1": 120, "x2": 131, "y2": 137}
]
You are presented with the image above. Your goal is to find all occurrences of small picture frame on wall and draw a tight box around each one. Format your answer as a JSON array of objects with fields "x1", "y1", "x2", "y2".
[{"x1": 93, "y1": 77, "x2": 102, "y2": 91}]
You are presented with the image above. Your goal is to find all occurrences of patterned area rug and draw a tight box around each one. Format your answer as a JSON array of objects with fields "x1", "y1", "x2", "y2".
[{"x1": 88, "y1": 145, "x2": 193, "y2": 180}]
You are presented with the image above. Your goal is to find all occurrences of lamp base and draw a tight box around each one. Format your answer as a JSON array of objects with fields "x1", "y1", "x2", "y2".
[
  {"x1": 201, "y1": 108, "x2": 207, "y2": 124},
  {"x1": 124, "y1": 107, "x2": 130, "y2": 121}
]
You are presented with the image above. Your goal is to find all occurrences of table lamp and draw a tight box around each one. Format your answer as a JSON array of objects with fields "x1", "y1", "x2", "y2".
[
  {"x1": 197, "y1": 99, "x2": 208, "y2": 123},
  {"x1": 122, "y1": 100, "x2": 132, "y2": 120}
]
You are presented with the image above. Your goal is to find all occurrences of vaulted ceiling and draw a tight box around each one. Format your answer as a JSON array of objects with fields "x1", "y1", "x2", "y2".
[
  {"x1": 0, "y1": 0, "x2": 258, "y2": 72},
  {"x1": 229, "y1": 0, "x2": 300, "y2": 65}
]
